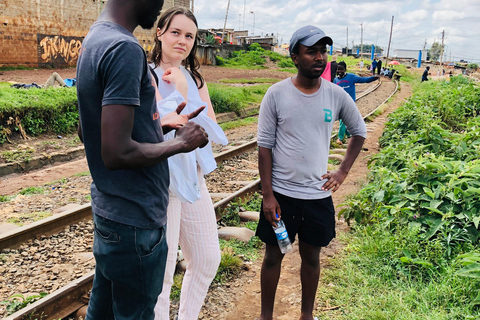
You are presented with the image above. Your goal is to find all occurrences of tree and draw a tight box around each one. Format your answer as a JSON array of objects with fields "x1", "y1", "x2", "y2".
[
  {"x1": 467, "y1": 63, "x2": 478, "y2": 70},
  {"x1": 352, "y1": 44, "x2": 384, "y2": 55},
  {"x1": 429, "y1": 42, "x2": 443, "y2": 61}
]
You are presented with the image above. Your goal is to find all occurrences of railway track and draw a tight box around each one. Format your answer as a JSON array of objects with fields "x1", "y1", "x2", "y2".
[{"x1": 1, "y1": 78, "x2": 399, "y2": 320}]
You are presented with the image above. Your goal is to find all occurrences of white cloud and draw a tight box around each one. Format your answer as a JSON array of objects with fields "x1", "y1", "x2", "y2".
[{"x1": 194, "y1": 0, "x2": 480, "y2": 62}]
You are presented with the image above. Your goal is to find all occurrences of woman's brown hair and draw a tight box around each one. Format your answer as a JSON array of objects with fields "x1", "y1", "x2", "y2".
[{"x1": 150, "y1": 7, "x2": 205, "y2": 89}]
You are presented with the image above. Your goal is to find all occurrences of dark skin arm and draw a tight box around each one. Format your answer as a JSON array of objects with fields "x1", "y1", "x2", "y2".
[
  {"x1": 321, "y1": 135, "x2": 365, "y2": 192},
  {"x1": 258, "y1": 146, "x2": 281, "y2": 227},
  {"x1": 160, "y1": 102, "x2": 205, "y2": 134},
  {"x1": 77, "y1": 122, "x2": 83, "y2": 143},
  {"x1": 101, "y1": 104, "x2": 208, "y2": 170}
]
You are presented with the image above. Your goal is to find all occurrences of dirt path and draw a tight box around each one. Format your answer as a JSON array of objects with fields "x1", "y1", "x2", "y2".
[
  {"x1": 220, "y1": 84, "x2": 412, "y2": 320},
  {"x1": 0, "y1": 65, "x2": 293, "y2": 85}
]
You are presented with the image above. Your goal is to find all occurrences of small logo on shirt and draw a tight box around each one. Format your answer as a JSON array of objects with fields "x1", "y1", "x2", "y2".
[
  {"x1": 323, "y1": 109, "x2": 332, "y2": 122},
  {"x1": 153, "y1": 111, "x2": 160, "y2": 120}
]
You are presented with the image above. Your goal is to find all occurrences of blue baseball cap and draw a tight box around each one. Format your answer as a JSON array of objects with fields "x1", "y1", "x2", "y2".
[{"x1": 289, "y1": 25, "x2": 333, "y2": 54}]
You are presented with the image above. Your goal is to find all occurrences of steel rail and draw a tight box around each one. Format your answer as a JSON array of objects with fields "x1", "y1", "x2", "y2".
[
  {"x1": 0, "y1": 139, "x2": 258, "y2": 250},
  {"x1": 3, "y1": 180, "x2": 262, "y2": 320}
]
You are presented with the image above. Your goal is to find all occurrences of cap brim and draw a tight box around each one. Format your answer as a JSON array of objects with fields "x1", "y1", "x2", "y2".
[{"x1": 301, "y1": 34, "x2": 333, "y2": 47}]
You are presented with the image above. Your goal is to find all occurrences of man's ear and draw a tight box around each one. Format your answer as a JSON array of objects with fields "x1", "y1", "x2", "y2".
[{"x1": 290, "y1": 53, "x2": 298, "y2": 66}]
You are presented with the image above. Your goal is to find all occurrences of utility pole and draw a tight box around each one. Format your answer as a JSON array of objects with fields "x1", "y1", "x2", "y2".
[
  {"x1": 439, "y1": 30, "x2": 445, "y2": 66},
  {"x1": 221, "y1": 0, "x2": 231, "y2": 44},
  {"x1": 243, "y1": 0, "x2": 246, "y2": 30},
  {"x1": 360, "y1": 23, "x2": 363, "y2": 58},
  {"x1": 346, "y1": 27, "x2": 348, "y2": 53},
  {"x1": 386, "y1": 15, "x2": 394, "y2": 63},
  {"x1": 238, "y1": 14, "x2": 241, "y2": 31}
]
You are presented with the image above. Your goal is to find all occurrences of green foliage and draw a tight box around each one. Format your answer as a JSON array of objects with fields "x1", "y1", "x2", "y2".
[
  {"x1": 220, "y1": 202, "x2": 241, "y2": 226},
  {"x1": 467, "y1": 63, "x2": 478, "y2": 70},
  {"x1": 2, "y1": 147, "x2": 34, "y2": 163},
  {"x1": 219, "y1": 117, "x2": 258, "y2": 131},
  {"x1": 205, "y1": 33, "x2": 216, "y2": 45},
  {"x1": 215, "y1": 55, "x2": 225, "y2": 66},
  {"x1": 216, "y1": 45, "x2": 293, "y2": 70},
  {"x1": 1, "y1": 293, "x2": 47, "y2": 315},
  {"x1": 218, "y1": 78, "x2": 278, "y2": 84},
  {"x1": 0, "y1": 83, "x2": 78, "y2": 143},
  {"x1": 7, "y1": 211, "x2": 52, "y2": 226},
  {"x1": 220, "y1": 193, "x2": 263, "y2": 226},
  {"x1": 277, "y1": 59, "x2": 295, "y2": 68},
  {"x1": 340, "y1": 77, "x2": 480, "y2": 261},
  {"x1": 317, "y1": 227, "x2": 480, "y2": 319},
  {"x1": 429, "y1": 42, "x2": 443, "y2": 61},
  {"x1": 214, "y1": 249, "x2": 243, "y2": 283},
  {"x1": 0, "y1": 195, "x2": 13, "y2": 202},
  {"x1": 208, "y1": 83, "x2": 269, "y2": 114},
  {"x1": 248, "y1": 43, "x2": 264, "y2": 52},
  {"x1": 19, "y1": 186, "x2": 46, "y2": 195},
  {"x1": 170, "y1": 273, "x2": 184, "y2": 301}
]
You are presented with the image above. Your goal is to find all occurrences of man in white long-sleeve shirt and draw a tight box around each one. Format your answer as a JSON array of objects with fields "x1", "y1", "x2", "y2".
[{"x1": 255, "y1": 25, "x2": 367, "y2": 320}]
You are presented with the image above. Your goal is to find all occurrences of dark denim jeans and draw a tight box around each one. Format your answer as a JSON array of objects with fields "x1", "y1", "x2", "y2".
[{"x1": 86, "y1": 214, "x2": 168, "y2": 320}]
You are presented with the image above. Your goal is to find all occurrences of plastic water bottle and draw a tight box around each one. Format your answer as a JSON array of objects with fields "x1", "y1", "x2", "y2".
[{"x1": 273, "y1": 214, "x2": 293, "y2": 254}]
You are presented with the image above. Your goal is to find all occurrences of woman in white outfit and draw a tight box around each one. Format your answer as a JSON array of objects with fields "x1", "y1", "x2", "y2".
[{"x1": 150, "y1": 7, "x2": 227, "y2": 320}]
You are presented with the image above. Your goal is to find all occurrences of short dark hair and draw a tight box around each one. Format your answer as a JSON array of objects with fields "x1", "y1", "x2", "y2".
[{"x1": 338, "y1": 61, "x2": 347, "y2": 69}]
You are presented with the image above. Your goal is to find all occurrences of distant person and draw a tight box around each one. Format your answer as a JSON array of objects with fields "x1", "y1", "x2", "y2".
[
  {"x1": 321, "y1": 56, "x2": 338, "y2": 83},
  {"x1": 256, "y1": 25, "x2": 366, "y2": 320},
  {"x1": 371, "y1": 58, "x2": 378, "y2": 75},
  {"x1": 10, "y1": 72, "x2": 75, "y2": 89},
  {"x1": 377, "y1": 59, "x2": 382, "y2": 75},
  {"x1": 334, "y1": 61, "x2": 379, "y2": 145},
  {"x1": 359, "y1": 59, "x2": 364, "y2": 71},
  {"x1": 422, "y1": 66, "x2": 430, "y2": 82},
  {"x1": 76, "y1": 0, "x2": 209, "y2": 318},
  {"x1": 388, "y1": 68, "x2": 396, "y2": 79}
]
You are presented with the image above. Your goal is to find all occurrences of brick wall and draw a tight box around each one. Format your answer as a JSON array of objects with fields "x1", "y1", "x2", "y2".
[{"x1": 0, "y1": 0, "x2": 191, "y2": 67}]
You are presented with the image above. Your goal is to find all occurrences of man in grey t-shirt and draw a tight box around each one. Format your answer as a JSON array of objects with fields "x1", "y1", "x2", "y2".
[
  {"x1": 76, "y1": 0, "x2": 208, "y2": 318},
  {"x1": 255, "y1": 26, "x2": 366, "y2": 320}
]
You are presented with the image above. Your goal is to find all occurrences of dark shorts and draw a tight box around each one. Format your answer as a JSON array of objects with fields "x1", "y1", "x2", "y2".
[{"x1": 256, "y1": 191, "x2": 336, "y2": 248}]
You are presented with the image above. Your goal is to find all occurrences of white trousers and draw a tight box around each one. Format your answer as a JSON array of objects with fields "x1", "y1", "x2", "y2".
[{"x1": 154, "y1": 170, "x2": 221, "y2": 320}]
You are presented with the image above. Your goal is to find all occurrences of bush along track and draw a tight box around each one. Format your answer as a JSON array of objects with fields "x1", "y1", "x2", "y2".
[{"x1": 320, "y1": 76, "x2": 480, "y2": 319}]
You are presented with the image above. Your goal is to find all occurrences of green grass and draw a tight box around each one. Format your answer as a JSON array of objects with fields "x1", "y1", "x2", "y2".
[
  {"x1": 278, "y1": 68, "x2": 297, "y2": 74},
  {"x1": 73, "y1": 171, "x2": 91, "y2": 177},
  {"x1": 7, "y1": 211, "x2": 52, "y2": 226},
  {"x1": 316, "y1": 226, "x2": 480, "y2": 320},
  {"x1": 1, "y1": 148, "x2": 35, "y2": 163},
  {"x1": 218, "y1": 78, "x2": 279, "y2": 84},
  {"x1": 0, "y1": 195, "x2": 13, "y2": 203},
  {"x1": 19, "y1": 186, "x2": 46, "y2": 195},
  {"x1": 208, "y1": 83, "x2": 270, "y2": 114},
  {"x1": 0, "y1": 66, "x2": 37, "y2": 71},
  {"x1": 219, "y1": 117, "x2": 258, "y2": 131},
  {"x1": 0, "y1": 82, "x2": 78, "y2": 143}
]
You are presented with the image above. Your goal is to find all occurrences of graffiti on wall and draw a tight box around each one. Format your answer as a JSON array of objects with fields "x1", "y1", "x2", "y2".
[{"x1": 37, "y1": 34, "x2": 83, "y2": 67}]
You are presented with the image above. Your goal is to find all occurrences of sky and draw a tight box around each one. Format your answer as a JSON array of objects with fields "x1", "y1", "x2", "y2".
[{"x1": 192, "y1": 0, "x2": 480, "y2": 63}]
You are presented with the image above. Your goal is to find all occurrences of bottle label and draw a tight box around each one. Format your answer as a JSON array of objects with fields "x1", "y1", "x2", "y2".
[{"x1": 275, "y1": 230, "x2": 288, "y2": 241}]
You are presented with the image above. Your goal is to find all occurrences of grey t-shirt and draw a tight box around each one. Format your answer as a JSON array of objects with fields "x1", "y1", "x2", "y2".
[
  {"x1": 257, "y1": 78, "x2": 367, "y2": 200},
  {"x1": 76, "y1": 21, "x2": 169, "y2": 229}
]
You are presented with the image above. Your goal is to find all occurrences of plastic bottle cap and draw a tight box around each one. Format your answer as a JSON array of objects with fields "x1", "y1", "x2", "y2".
[{"x1": 275, "y1": 213, "x2": 279, "y2": 219}]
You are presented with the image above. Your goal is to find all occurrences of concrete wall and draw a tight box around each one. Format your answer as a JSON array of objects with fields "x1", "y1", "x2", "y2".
[{"x1": 0, "y1": 0, "x2": 190, "y2": 67}]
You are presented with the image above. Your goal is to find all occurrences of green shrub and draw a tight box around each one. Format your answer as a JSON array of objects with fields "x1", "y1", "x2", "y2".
[
  {"x1": 340, "y1": 77, "x2": 480, "y2": 259},
  {"x1": 0, "y1": 83, "x2": 78, "y2": 143},
  {"x1": 248, "y1": 43, "x2": 264, "y2": 52},
  {"x1": 278, "y1": 59, "x2": 295, "y2": 68}
]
